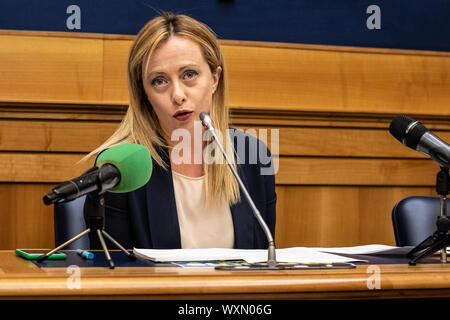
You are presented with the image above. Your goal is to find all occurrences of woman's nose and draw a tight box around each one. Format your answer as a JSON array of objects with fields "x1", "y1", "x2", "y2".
[{"x1": 172, "y1": 81, "x2": 187, "y2": 105}]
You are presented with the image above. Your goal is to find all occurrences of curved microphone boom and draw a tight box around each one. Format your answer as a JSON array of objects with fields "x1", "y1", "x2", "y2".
[
  {"x1": 389, "y1": 115, "x2": 450, "y2": 169},
  {"x1": 199, "y1": 112, "x2": 278, "y2": 269},
  {"x1": 43, "y1": 143, "x2": 152, "y2": 205}
]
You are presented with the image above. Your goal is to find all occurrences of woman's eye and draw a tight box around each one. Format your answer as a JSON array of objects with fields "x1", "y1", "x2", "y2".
[
  {"x1": 183, "y1": 70, "x2": 198, "y2": 80},
  {"x1": 151, "y1": 77, "x2": 167, "y2": 87}
]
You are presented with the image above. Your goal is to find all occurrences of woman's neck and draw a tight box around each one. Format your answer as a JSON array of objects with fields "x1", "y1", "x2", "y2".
[
  {"x1": 171, "y1": 162, "x2": 204, "y2": 177},
  {"x1": 166, "y1": 130, "x2": 206, "y2": 178}
]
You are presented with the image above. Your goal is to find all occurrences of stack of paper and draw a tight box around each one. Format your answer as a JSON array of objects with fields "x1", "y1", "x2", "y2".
[
  {"x1": 133, "y1": 247, "x2": 371, "y2": 264},
  {"x1": 133, "y1": 248, "x2": 243, "y2": 262},
  {"x1": 133, "y1": 244, "x2": 450, "y2": 267},
  {"x1": 314, "y1": 244, "x2": 412, "y2": 255}
]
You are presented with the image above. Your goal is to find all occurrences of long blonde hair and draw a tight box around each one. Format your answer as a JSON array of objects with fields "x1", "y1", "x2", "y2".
[{"x1": 86, "y1": 12, "x2": 240, "y2": 205}]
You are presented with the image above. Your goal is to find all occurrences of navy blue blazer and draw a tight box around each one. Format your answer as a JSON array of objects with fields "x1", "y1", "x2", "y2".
[{"x1": 87, "y1": 129, "x2": 277, "y2": 250}]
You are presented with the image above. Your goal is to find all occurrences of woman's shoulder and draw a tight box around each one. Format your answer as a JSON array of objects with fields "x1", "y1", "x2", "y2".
[
  {"x1": 228, "y1": 127, "x2": 276, "y2": 175},
  {"x1": 228, "y1": 127, "x2": 269, "y2": 149}
]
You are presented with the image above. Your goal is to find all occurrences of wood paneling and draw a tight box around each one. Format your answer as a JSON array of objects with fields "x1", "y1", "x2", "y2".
[
  {"x1": 275, "y1": 186, "x2": 436, "y2": 248},
  {"x1": 103, "y1": 39, "x2": 130, "y2": 103},
  {"x1": 0, "y1": 119, "x2": 118, "y2": 152},
  {"x1": 0, "y1": 184, "x2": 55, "y2": 249},
  {"x1": 0, "y1": 30, "x2": 449, "y2": 249},
  {"x1": 238, "y1": 125, "x2": 450, "y2": 158},
  {"x1": 277, "y1": 157, "x2": 437, "y2": 186},
  {"x1": 0, "y1": 153, "x2": 89, "y2": 183},
  {"x1": 0, "y1": 183, "x2": 437, "y2": 249},
  {"x1": 1, "y1": 119, "x2": 449, "y2": 157},
  {"x1": 0, "y1": 34, "x2": 103, "y2": 103},
  {"x1": 0, "y1": 153, "x2": 439, "y2": 186},
  {"x1": 1, "y1": 31, "x2": 449, "y2": 116},
  {"x1": 222, "y1": 44, "x2": 450, "y2": 115}
]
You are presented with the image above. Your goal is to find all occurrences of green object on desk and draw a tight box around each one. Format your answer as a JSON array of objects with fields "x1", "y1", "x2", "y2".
[{"x1": 14, "y1": 249, "x2": 67, "y2": 260}]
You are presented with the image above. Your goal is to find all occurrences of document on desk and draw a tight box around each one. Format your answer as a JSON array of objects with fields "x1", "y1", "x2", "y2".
[
  {"x1": 133, "y1": 248, "x2": 243, "y2": 262},
  {"x1": 133, "y1": 247, "x2": 366, "y2": 263},
  {"x1": 315, "y1": 244, "x2": 450, "y2": 255},
  {"x1": 239, "y1": 247, "x2": 367, "y2": 264},
  {"x1": 314, "y1": 244, "x2": 413, "y2": 255}
]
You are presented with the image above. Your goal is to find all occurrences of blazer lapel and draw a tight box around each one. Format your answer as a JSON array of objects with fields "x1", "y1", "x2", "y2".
[
  {"x1": 145, "y1": 148, "x2": 181, "y2": 249},
  {"x1": 230, "y1": 163, "x2": 256, "y2": 249}
]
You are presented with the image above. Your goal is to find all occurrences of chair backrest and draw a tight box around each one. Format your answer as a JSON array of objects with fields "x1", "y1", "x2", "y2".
[
  {"x1": 54, "y1": 195, "x2": 90, "y2": 249},
  {"x1": 392, "y1": 196, "x2": 449, "y2": 246}
]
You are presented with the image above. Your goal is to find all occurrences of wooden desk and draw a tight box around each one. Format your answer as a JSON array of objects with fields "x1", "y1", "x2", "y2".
[{"x1": 1, "y1": 251, "x2": 450, "y2": 300}]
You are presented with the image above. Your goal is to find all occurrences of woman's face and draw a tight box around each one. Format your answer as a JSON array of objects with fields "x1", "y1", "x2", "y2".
[{"x1": 142, "y1": 36, "x2": 221, "y2": 141}]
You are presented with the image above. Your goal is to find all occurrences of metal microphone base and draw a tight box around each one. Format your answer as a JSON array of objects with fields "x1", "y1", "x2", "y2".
[{"x1": 215, "y1": 262, "x2": 356, "y2": 270}]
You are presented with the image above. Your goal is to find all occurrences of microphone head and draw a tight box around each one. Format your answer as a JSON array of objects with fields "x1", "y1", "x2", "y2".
[
  {"x1": 199, "y1": 112, "x2": 213, "y2": 129},
  {"x1": 389, "y1": 115, "x2": 414, "y2": 143},
  {"x1": 96, "y1": 143, "x2": 152, "y2": 193},
  {"x1": 389, "y1": 115, "x2": 428, "y2": 149}
]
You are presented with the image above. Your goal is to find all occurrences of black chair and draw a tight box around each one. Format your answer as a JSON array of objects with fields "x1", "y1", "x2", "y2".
[
  {"x1": 54, "y1": 195, "x2": 90, "y2": 249},
  {"x1": 392, "y1": 196, "x2": 449, "y2": 247}
]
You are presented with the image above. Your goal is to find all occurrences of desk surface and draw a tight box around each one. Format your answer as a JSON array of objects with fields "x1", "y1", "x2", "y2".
[{"x1": 1, "y1": 250, "x2": 450, "y2": 300}]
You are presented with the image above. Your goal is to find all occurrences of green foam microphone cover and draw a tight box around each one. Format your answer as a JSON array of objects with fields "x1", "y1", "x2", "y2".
[{"x1": 96, "y1": 143, "x2": 152, "y2": 193}]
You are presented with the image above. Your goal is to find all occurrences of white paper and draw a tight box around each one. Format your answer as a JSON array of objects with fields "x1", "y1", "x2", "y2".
[
  {"x1": 314, "y1": 244, "x2": 406, "y2": 255},
  {"x1": 237, "y1": 247, "x2": 366, "y2": 264},
  {"x1": 319, "y1": 244, "x2": 450, "y2": 255},
  {"x1": 133, "y1": 248, "x2": 243, "y2": 262},
  {"x1": 133, "y1": 247, "x2": 366, "y2": 263}
]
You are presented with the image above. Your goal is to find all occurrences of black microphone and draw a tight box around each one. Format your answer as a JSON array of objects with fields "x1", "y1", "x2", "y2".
[
  {"x1": 43, "y1": 164, "x2": 120, "y2": 205},
  {"x1": 389, "y1": 115, "x2": 450, "y2": 169},
  {"x1": 199, "y1": 112, "x2": 278, "y2": 269}
]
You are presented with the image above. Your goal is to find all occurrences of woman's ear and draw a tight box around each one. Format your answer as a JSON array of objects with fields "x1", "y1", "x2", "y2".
[{"x1": 211, "y1": 66, "x2": 222, "y2": 94}]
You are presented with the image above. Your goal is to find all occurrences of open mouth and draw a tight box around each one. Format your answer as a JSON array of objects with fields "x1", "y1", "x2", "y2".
[{"x1": 173, "y1": 110, "x2": 193, "y2": 121}]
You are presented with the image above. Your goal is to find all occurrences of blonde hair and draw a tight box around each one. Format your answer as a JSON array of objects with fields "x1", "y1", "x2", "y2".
[{"x1": 86, "y1": 12, "x2": 240, "y2": 205}]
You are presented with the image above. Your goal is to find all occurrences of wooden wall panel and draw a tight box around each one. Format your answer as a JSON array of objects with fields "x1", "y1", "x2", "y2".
[
  {"x1": 0, "y1": 30, "x2": 449, "y2": 250},
  {"x1": 0, "y1": 34, "x2": 103, "y2": 103},
  {"x1": 0, "y1": 184, "x2": 434, "y2": 249},
  {"x1": 0, "y1": 184, "x2": 55, "y2": 249},
  {"x1": 0, "y1": 153, "x2": 89, "y2": 183},
  {"x1": 238, "y1": 125, "x2": 450, "y2": 158},
  {"x1": 103, "y1": 39, "x2": 130, "y2": 103},
  {"x1": 1, "y1": 119, "x2": 448, "y2": 157},
  {"x1": 275, "y1": 186, "x2": 436, "y2": 248},
  {"x1": 1, "y1": 31, "x2": 450, "y2": 116},
  {"x1": 222, "y1": 44, "x2": 450, "y2": 115},
  {"x1": 0, "y1": 119, "x2": 118, "y2": 152},
  {"x1": 277, "y1": 158, "x2": 437, "y2": 186},
  {"x1": 0, "y1": 153, "x2": 439, "y2": 186}
]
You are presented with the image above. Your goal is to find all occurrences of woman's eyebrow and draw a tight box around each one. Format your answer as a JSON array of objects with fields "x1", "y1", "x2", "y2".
[
  {"x1": 147, "y1": 64, "x2": 201, "y2": 78},
  {"x1": 179, "y1": 64, "x2": 200, "y2": 71},
  {"x1": 146, "y1": 71, "x2": 165, "y2": 80}
]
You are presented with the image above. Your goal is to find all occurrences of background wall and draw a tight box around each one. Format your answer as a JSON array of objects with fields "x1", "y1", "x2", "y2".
[{"x1": 0, "y1": 1, "x2": 449, "y2": 249}]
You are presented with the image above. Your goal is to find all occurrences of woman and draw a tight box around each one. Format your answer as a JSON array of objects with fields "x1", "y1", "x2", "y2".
[{"x1": 86, "y1": 12, "x2": 276, "y2": 250}]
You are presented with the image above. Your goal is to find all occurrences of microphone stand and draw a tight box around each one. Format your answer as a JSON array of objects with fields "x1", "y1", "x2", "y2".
[
  {"x1": 205, "y1": 125, "x2": 277, "y2": 269},
  {"x1": 199, "y1": 113, "x2": 354, "y2": 270},
  {"x1": 37, "y1": 184, "x2": 136, "y2": 270},
  {"x1": 408, "y1": 167, "x2": 450, "y2": 265}
]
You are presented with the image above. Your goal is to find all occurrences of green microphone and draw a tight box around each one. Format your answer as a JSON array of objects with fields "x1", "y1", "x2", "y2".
[
  {"x1": 43, "y1": 143, "x2": 152, "y2": 204},
  {"x1": 96, "y1": 143, "x2": 152, "y2": 193}
]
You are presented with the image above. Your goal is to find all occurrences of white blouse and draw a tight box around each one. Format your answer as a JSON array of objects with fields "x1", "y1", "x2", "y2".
[{"x1": 172, "y1": 170, "x2": 234, "y2": 249}]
